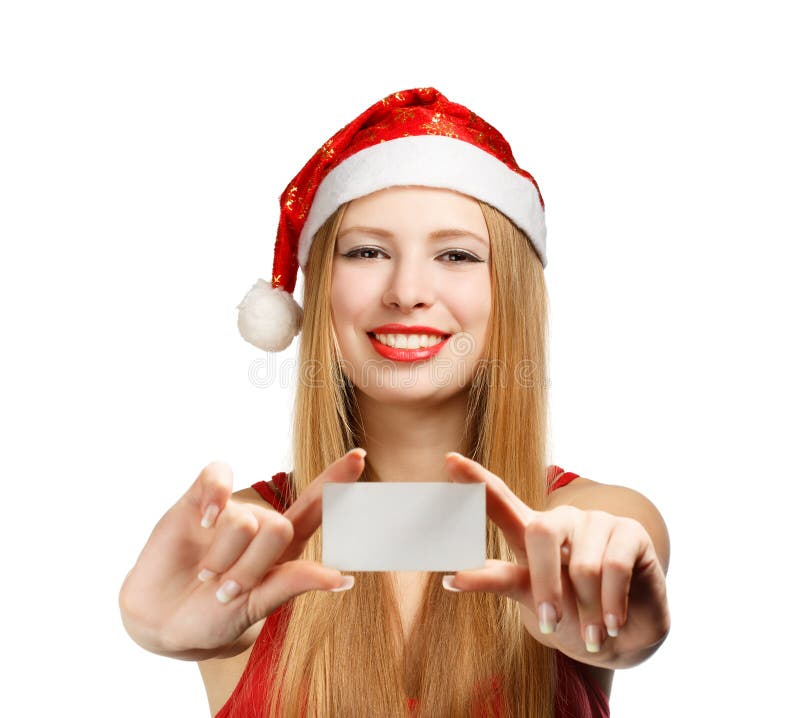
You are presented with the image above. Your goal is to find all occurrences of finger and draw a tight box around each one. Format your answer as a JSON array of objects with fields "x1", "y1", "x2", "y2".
[
  {"x1": 443, "y1": 559, "x2": 530, "y2": 603},
  {"x1": 524, "y1": 506, "x2": 578, "y2": 631},
  {"x1": 197, "y1": 502, "x2": 289, "y2": 601},
  {"x1": 278, "y1": 448, "x2": 366, "y2": 563},
  {"x1": 247, "y1": 559, "x2": 355, "y2": 622},
  {"x1": 444, "y1": 452, "x2": 533, "y2": 562},
  {"x1": 567, "y1": 510, "x2": 615, "y2": 653},
  {"x1": 600, "y1": 518, "x2": 646, "y2": 637},
  {"x1": 178, "y1": 461, "x2": 234, "y2": 530}
]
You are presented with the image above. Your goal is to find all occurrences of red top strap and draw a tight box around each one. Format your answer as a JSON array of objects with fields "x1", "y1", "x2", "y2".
[
  {"x1": 252, "y1": 471, "x2": 293, "y2": 512},
  {"x1": 546, "y1": 464, "x2": 581, "y2": 492}
]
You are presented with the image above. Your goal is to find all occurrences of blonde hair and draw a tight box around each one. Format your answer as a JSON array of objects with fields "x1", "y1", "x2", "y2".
[{"x1": 264, "y1": 198, "x2": 554, "y2": 717}]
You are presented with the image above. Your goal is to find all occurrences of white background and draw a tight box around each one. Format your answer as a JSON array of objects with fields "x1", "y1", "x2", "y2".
[{"x1": 2, "y1": 1, "x2": 797, "y2": 715}]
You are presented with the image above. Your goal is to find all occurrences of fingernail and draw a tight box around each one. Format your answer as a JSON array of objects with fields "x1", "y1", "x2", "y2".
[
  {"x1": 329, "y1": 575, "x2": 355, "y2": 592},
  {"x1": 216, "y1": 579, "x2": 241, "y2": 604},
  {"x1": 538, "y1": 602, "x2": 557, "y2": 634},
  {"x1": 201, "y1": 504, "x2": 220, "y2": 529},
  {"x1": 604, "y1": 613, "x2": 619, "y2": 637},
  {"x1": 442, "y1": 575, "x2": 462, "y2": 592},
  {"x1": 197, "y1": 568, "x2": 217, "y2": 582},
  {"x1": 349, "y1": 448, "x2": 366, "y2": 459},
  {"x1": 585, "y1": 624, "x2": 603, "y2": 653}
]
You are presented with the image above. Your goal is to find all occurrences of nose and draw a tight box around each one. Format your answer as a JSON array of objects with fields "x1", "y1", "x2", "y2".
[{"x1": 382, "y1": 255, "x2": 435, "y2": 313}]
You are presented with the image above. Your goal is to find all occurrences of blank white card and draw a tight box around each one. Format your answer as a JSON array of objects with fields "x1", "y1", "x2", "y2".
[{"x1": 322, "y1": 482, "x2": 486, "y2": 571}]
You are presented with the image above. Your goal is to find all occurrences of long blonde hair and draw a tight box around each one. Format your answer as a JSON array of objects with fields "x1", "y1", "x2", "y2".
[{"x1": 264, "y1": 198, "x2": 554, "y2": 717}]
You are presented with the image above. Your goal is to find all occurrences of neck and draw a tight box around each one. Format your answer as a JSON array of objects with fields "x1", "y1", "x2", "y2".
[{"x1": 354, "y1": 389, "x2": 472, "y2": 483}]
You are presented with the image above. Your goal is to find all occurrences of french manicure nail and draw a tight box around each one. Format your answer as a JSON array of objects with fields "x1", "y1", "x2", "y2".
[
  {"x1": 442, "y1": 575, "x2": 462, "y2": 592},
  {"x1": 216, "y1": 579, "x2": 241, "y2": 604},
  {"x1": 604, "y1": 613, "x2": 619, "y2": 637},
  {"x1": 538, "y1": 602, "x2": 557, "y2": 634},
  {"x1": 585, "y1": 624, "x2": 602, "y2": 653},
  {"x1": 329, "y1": 576, "x2": 355, "y2": 592},
  {"x1": 201, "y1": 504, "x2": 220, "y2": 529},
  {"x1": 197, "y1": 568, "x2": 217, "y2": 582}
]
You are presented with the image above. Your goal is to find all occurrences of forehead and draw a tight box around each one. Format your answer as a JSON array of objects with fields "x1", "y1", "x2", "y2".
[
  {"x1": 337, "y1": 186, "x2": 489, "y2": 241},
  {"x1": 341, "y1": 186, "x2": 486, "y2": 229}
]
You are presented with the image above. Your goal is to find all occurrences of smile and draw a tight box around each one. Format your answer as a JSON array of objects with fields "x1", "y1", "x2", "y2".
[{"x1": 367, "y1": 332, "x2": 451, "y2": 362}]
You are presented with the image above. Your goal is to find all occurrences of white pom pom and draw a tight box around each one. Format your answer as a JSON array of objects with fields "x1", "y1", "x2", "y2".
[{"x1": 236, "y1": 279, "x2": 303, "y2": 352}]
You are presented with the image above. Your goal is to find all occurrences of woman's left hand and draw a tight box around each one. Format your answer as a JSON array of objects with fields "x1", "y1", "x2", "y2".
[{"x1": 442, "y1": 453, "x2": 670, "y2": 665}]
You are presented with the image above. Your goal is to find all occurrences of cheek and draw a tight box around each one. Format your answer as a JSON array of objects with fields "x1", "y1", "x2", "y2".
[
  {"x1": 330, "y1": 266, "x2": 380, "y2": 334},
  {"x1": 446, "y1": 274, "x2": 491, "y2": 330}
]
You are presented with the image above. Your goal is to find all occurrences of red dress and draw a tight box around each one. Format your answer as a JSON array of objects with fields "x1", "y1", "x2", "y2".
[{"x1": 215, "y1": 466, "x2": 610, "y2": 717}]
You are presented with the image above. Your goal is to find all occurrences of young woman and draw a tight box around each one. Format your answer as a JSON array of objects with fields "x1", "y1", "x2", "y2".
[{"x1": 119, "y1": 87, "x2": 670, "y2": 717}]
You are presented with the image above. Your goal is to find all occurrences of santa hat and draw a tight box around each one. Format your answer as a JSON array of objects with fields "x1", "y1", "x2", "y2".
[{"x1": 236, "y1": 86, "x2": 547, "y2": 352}]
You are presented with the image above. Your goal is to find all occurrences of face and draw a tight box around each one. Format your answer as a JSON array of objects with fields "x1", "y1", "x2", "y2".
[{"x1": 330, "y1": 185, "x2": 492, "y2": 405}]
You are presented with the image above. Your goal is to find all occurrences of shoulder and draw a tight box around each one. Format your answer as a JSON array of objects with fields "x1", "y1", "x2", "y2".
[
  {"x1": 231, "y1": 486, "x2": 274, "y2": 507},
  {"x1": 545, "y1": 462, "x2": 598, "y2": 507},
  {"x1": 545, "y1": 475, "x2": 600, "y2": 508}
]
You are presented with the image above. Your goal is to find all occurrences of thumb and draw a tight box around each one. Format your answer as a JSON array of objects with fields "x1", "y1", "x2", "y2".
[
  {"x1": 247, "y1": 560, "x2": 355, "y2": 623},
  {"x1": 179, "y1": 461, "x2": 234, "y2": 529}
]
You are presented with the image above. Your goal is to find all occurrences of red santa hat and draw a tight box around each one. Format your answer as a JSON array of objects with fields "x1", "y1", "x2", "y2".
[{"x1": 237, "y1": 86, "x2": 547, "y2": 352}]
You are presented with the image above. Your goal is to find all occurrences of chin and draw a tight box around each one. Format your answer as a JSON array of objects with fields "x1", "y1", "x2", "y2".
[{"x1": 356, "y1": 382, "x2": 466, "y2": 407}]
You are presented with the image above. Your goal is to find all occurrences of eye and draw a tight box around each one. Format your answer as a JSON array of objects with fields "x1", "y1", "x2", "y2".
[
  {"x1": 342, "y1": 247, "x2": 388, "y2": 260},
  {"x1": 438, "y1": 250, "x2": 482, "y2": 263}
]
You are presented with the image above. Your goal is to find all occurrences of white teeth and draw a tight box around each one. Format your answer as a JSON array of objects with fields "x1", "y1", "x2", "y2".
[{"x1": 373, "y1": 333, "x2": 445, "y2": 349}]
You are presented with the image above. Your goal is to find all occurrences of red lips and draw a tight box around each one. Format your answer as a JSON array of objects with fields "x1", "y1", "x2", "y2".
[{"x1": 367, "y1": 332, "x2": 451, "y2": 362}]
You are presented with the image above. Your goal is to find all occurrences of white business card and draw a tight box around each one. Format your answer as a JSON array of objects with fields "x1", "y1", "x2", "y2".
[{"x1": 322, "y1": 482, "x2": 486, "y2": 571}]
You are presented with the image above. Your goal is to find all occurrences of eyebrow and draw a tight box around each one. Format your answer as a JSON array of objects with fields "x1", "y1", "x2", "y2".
[{"x1": 337, "y1": 226, "x2": 489, "y2": 247}]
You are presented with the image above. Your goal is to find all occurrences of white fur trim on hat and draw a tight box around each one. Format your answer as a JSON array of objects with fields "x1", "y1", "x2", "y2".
[
  {"x1": 296, "y1": 134, "x2": 547, "y2": 269},
  {"x1": 236, "y1": 279, "x2": 303, "y2": 352}
]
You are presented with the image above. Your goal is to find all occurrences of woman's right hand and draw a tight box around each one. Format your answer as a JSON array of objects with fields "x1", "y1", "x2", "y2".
[{"x1": 118, "y1": 448, "x2": 365, "y2": 661}]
